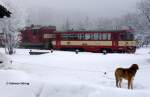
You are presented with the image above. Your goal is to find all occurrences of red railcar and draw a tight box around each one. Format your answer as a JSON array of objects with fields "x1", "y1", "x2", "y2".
[
  {"x1": 52, "y1": 30, "x2": 136, "y2": 53},
  {"x1": 20, "y1": 25, "x2": 56, "y2": 49}
]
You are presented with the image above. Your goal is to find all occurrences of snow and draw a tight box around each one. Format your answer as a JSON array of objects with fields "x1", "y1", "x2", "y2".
[{"x1": 0, "y1": 47, "x2": 150, "y2": 97}]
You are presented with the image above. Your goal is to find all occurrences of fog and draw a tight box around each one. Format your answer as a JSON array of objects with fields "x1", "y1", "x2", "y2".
[
  {"x1": 24, "y1": 0, "x2": 138, "y2": 17},
  {"x1": 1, "y1": 0, "x2": 139, "y2": 29}
]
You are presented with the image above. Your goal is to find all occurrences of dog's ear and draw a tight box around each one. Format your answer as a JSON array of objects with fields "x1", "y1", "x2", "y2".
[{"x1": 132, "y1": 64, "x2": 139, "y2": 70}]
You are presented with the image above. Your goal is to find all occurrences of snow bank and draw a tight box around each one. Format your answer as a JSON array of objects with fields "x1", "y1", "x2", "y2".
[
  {"x1": 40, "y1": 82, "x2": 97, "y2": 97},
  {"x1": 39, "y1": 82, "x2": 150, "y2": 97}
]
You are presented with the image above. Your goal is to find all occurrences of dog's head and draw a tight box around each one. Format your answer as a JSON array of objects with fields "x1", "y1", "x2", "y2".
[{"x1": 130, "y1": 64, "x2": 139, "y2": 70}]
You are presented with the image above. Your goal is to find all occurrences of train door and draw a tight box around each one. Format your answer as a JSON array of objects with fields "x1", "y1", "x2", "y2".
[
  {"x1": 112, "y1": 33, "x2": 119, "y2": 47},
  {"x1": 55, "y1": 34, "x2": 61, "y2": 49}
]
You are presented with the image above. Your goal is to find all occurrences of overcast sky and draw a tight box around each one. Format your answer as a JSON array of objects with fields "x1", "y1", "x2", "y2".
[
  {"x1": 1, "y1": 0, "x2": 139, "y2": 29},
  {"x1": 23, "y1": 0, "x2": 139, "y2": 17}
]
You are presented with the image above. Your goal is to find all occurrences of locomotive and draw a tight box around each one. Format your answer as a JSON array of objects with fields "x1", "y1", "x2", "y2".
[{"x1": 20, "y1": 25, "x2": 56, "y2": 49}]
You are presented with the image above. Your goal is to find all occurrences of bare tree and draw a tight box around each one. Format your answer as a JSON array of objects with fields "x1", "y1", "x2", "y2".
[
  {"x1": 137, "y1": 0, "x2": 150, "y2": 46},
  {"x1": 62, "y1": 18, "x2": 72, "y2": 31},
  {"x1": 75, "y1": 16, "x2": 93, "y2": 31},
  {"x1": 2, "y1": 18, "x2": 18, "y2": 55},
  {"x1": 1, "y1": 0, "x2": 27, "y2": 55},
  {"x1": 95, "y1": 17, "x2": 121, "y2": 30},
  {"x1": 138, "y1": 0, "x2": 150, "y2": 26}
]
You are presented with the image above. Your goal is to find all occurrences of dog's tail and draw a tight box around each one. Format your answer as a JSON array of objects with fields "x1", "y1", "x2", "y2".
[{"x1": 115, "y1": 69, "x2": 118, "y2": 87}]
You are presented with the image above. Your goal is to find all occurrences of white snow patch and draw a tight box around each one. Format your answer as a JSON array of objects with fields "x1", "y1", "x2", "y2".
[{"x1": 0, "y1": 47, "x2": 150, "y2": 97}]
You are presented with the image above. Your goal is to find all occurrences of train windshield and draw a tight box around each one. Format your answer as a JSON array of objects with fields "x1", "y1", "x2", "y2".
[{"x1": 119, "y1": 32, "x2": 134, "y2": 41}]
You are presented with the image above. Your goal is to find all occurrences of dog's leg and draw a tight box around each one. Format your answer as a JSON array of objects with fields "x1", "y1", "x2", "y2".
[
  {"x1": 119, "y1": 79, "x2": 122, "y2": 88},
  {"x1": 131, "y1": 77, "x2": 134, "y2": 89},
  {"x1": 115, "y1": 74, "x2": 119, "y2": 88},
  {"x1": 116, "y1": 80, "x2": 118, "y2": 87},
  {"x1": 116, "y1": 79, "x2": 119, "y2": 87},
  {"x1": 128, "y1": 78, "x2": 132, "y2": 89}
]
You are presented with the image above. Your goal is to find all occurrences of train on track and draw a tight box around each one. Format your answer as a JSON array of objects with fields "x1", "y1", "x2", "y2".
[{"x1": 20, "y1": 25, "x2": 136, "y2": 53}]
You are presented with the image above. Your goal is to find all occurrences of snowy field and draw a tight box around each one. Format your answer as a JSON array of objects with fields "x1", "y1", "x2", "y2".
[{"x1": 0, "y1": 47, "x2": 150, "y2": 97}]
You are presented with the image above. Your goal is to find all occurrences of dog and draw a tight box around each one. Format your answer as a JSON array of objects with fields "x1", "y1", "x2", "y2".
[{"x1": 115, "y1": 64, "x2": 139, "y2": 89}]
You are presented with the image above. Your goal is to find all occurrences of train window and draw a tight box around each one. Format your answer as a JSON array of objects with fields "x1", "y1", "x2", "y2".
[
  {"x1": 78, "y1": 34, "x2": 82, "y2": 40},
  {"x1": 119, "y1": 33, "x2": 134, "y2": 41},
  {"x1": 74, "y1": 34, "x2": 78, "y2": 39},
  {"x1": 69, "y1": 34, "x2": 74, "y2": 40},
  {"x1": 61, "y1": 33, "x2": 112, "y2": 40},
  {"x1": 94, "y1": 33, "x2": 99, "y2": 40},
  {"x1": 99, "y1": 33, "x2": 102, "y2": 40},
  {"x1": 61, "y1": 34, "x2": 69, "y2": 40},
  {"x1": 102, "y1": 33, "x2": 107, "y2": 40},
  {"x1": 85, "y1": 34, "x2": 90, "y2": 40},
  {"x1": 79, "y1": 34, "x2": 85, "y2": 40},
  {"x1": 107, "y1": 33, "x2": 111, "y2": 40},
  {"x1": 77, "y1": 34, "x2": 81, "y2": 40},
  {"x1": 70, "y1": 34, "x2": 78, "y2": 40},
  {"x1": 100, "y1": 33, "x2": 111, "y2": 40},
  {"x1": 32, "y1": 29, "x2": 38, "y2": 36},
  {"x1": 127, "y1": 33, "x2": 134, "y2": 41},
  {"x1": 77, "y1": 34, "x2": 83, "y2": 40},
  {"x1": 70, "y1": 34, "x2": 73, "y2": 39},
  {"x1": 90, "y1": 34, "x2": 94, "y2": 40}
]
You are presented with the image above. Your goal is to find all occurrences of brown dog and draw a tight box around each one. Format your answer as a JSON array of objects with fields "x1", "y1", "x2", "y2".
[{"x1": 115, "y1": 64, "x2": 139, "y2": 89}]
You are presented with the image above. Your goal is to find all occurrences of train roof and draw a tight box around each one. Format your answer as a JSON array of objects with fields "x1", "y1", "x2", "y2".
[{"x1": 54, "y1": 29, "x2": 133, "y2": 34}]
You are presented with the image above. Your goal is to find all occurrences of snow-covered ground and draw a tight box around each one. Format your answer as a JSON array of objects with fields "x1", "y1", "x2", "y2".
[{"x1": 0, "y1": 47, "x2": 150, "y2": 97}]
